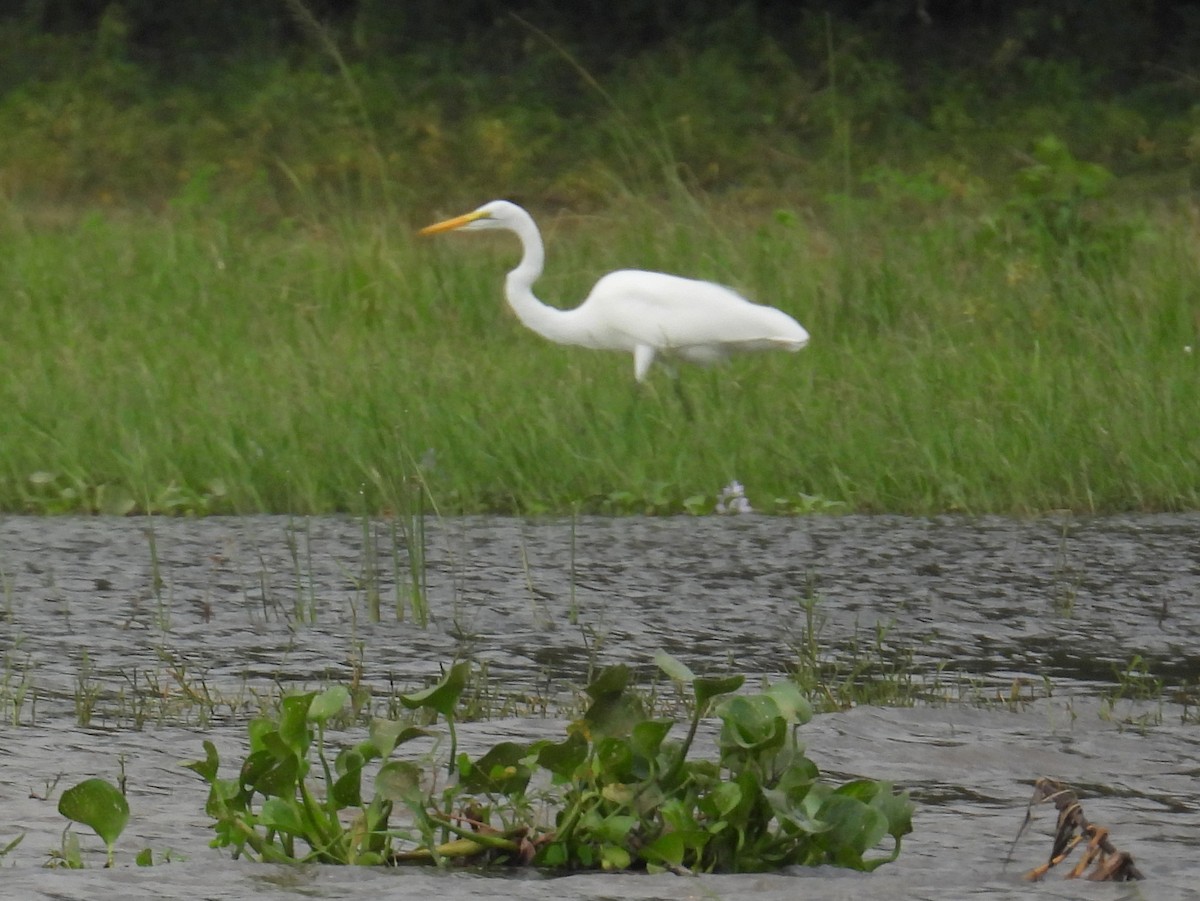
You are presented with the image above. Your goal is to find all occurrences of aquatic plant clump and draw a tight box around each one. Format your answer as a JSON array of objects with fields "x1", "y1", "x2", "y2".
[{"x1": 186, "y1": 654, "x2": 913, "y2": 872}]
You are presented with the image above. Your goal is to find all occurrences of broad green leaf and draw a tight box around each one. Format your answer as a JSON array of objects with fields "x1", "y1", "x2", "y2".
[
  {"x1": 600, "y1": 782, "x2": 635, "y2": 807},
  {"x1": 730, "y1": 770, "x2": 763, "y2": 821},
  {"x1": 767, "y1": 755, "x2": 820, "y2": 811},
  {"x1": 399, "y1": 661, "x2": 469, "y2": 717},
  {"x1": 592, "y1": 813, "x2": 637, "y2": 845},
  {"x1": 718, "y1": 696, "x2": 786, "y2": 753},
  {"x1": 580, "y1": 665, "x2": 644, "y2": 738},
  {"x1": 694, "y1": 674, "x2": 744, "y2": 710},
  {"x1": 259, "y1": 797, "x2": 307, "y2": 836},
  {"x1": 631, "y1": 719, "x2": 673, "y2": 761},
  {"x1": 202, "y1": 776, "x2": 243, "y2": 818},
  {"x1": 642, "y1": 830, "x2": 685, "y2": 866},
  {"x1": 362, "y1": 797, "x2": 393, "y2": 854},
  {"x1": 654, "y1": 650, "x2": 694, "y2": 683},
  {"x1": 279, "y1": 693, "x2": 316, "y2": 754},
  {"x1": 536, "y1": 840, "x2": 568, "y2": 867},
  {"x1": 710, "y1": 781, "x2": 743, "y2": 817},
  {"x1": 600, "y1": 843, "x2": 631, "y2": 870},
  {"x1": 58, "y1": 778, "x2": 129, "y2": 849},
  {"x1": 642, "y1": 829, "x2": 709, "y2": 867},
  {"x1": 335, "y1": 747, "x2": 365, "y2": 778},
  {"x1": 374, "y1": 760, "x2": 424, "y2": 805},
  {"x1": 365, "y1": 719, "x2": 429, "y2": 760},
  {"x1": 182, "y1": 740, "x2": 220, "y2": 784},
  {"x1": 584, "y1": 664, "x2": 630, "y2": 701},
  {"x1": 763, "y1": 786, "x2": 826, "y2": 835},
  {"x1": 246, "y1": 716, "x2": 275, "y2": 753},
  {"x1": 583, "y1": 677, "x2": 645, "y2": 740},
  {"x1": 659, "y1": 797, "x2": 699, "y2": 832},
  {"x1": 535, "y1": 732, "x2": 587, "y2": 778},
  {"x1": 800, "y1": 782, "x2": 834, "y2": 820},
  {"x1": 834, "y1": 778, "x2": 885, "y2": 802},
  {"x1": 331, "y1": 766, "x2": 364, "y2": 809},
  {"x1": 597, "y1": 737, "x2": 634, "y2": 779},
  {"x1": 460, "y1": 742, "x2": 531, "y2": 795},
  {"x1": 308, "y1": 685, "x2": 350, "y2": 723},
  {"x1": 874, "y1": 785, "x2": 914, "y2": 840},
  {"x1": 764, "y1": 680, "x2": 812, "y2": 725},
  {"x1": 240, "y1": 747, "x2": 300, "y2": 798},
  {"x1": 826, "y1": 780, "x2": 914, "y2": 868},
  {"x1": 818, "y1": 795, "x2": 890, "y2": 866},
  {"x1": 683, "y1": 759, "x2": 721, "y2": 786}
]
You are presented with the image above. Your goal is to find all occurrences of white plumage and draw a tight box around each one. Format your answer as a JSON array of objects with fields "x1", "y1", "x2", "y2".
[{"x1": 420, "y1": 200, "x2": 809, "y2": 382}]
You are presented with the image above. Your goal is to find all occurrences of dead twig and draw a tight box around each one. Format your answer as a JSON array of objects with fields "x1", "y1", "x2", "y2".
[{"x1": 1012, "y1": 777, "x2": 1143, "y2": 882}]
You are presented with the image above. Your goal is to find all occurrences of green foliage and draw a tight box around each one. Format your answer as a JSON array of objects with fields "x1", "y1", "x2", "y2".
[
  {"x1": 3, "y1": 192, "x2": 1197, "y2": 516},
  {"x1": 186, "y1": 656, "x2": 913, "y2": 872},
  {"x1": 979, "y1": 135, "x2": 1134, "y2": 267},
  {"x1": 0, "y1": 4, "x2": 1198, "y2": 517},
  {"x1": 56, "y1": 778, "x2": 130, "y2": 867},
  {"x1": 184, "y1": 685, "x2": 428, "y2": 864},
  {"x1": 400, "y1": 661, "x2": 468, "y2": 770},
  {"x1": 1, "y1": 4, "x2": 1196, "y2": 213}
]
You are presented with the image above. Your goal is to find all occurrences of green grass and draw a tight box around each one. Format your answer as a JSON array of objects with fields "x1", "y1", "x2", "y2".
[
  {"x1": 1, "y1": 193, "x2": 1197, "y2": 515},
  {"x1": 1, "y1": 5, "x2": 1196, "y2": 514}
]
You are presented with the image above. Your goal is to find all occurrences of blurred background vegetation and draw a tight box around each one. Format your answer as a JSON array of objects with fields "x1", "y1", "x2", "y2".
[{"x1": 2, "y1": 0, "x2": 1198, "y2": 219}]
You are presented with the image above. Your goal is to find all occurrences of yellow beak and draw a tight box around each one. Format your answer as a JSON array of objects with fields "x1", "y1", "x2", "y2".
[{"x1": 418, "y1": 209, "x2": 488, "y2": 235}]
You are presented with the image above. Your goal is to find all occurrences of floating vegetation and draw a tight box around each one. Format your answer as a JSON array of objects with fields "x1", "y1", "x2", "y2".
[
  {"x1": 186, "y1": 654, "x2": 914, "y2": 872},
  {"x1": 1014, "y1": 778, "x2": 1143, "y2": 882}
]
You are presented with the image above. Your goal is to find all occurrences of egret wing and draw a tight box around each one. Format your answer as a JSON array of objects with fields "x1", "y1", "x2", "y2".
[{"x1": 584, "y1": 270, "x2": 807, "y2": 353}]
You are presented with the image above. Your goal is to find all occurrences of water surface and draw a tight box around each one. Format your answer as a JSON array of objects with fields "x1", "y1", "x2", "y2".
[{"x1": 1, "y1": 514, "x2": 1197, "y2": 898}]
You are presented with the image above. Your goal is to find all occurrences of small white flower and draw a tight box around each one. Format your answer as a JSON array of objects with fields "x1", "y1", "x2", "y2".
[
  {"x1": 1185, "y1": 345, "x2": 1193, "y2": 354},
  {"x1": 715, "y1": 480, "x2": 752, "y2": 515}
]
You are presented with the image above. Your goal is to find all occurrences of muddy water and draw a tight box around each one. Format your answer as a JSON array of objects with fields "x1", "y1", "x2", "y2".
[{"x1": 1, "y1": 513, "x2": 1198, "y2": 899}]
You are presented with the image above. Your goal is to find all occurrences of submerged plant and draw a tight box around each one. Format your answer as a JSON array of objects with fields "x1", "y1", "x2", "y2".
[{"x1": 187, "y1": 655, "x2": 913, "y2": 872}]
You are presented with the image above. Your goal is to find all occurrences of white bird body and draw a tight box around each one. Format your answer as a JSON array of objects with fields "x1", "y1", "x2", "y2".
[{"x1": 420, "y1": 200, "x2": 809, "y2": 382}]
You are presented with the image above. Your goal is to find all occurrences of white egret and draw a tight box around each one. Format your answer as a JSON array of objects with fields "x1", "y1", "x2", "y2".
[{"x1": 419, "y1": 200, "x2": 809, "y2": 382}]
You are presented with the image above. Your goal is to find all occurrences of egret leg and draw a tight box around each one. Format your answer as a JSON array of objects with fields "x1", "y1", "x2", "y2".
[
  {"x1": 670, "y1": 371, "x2": 694, "y2": 421},
  {"x1": 622, "y1": 379, "x2": 645, "y2": 430},
  {"x1": 633, "y1": 345, "x2": 656, "y2": 383}
]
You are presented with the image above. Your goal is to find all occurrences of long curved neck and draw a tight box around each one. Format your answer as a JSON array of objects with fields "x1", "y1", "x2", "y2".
[{"x1": 503, "y1": 211, "x2": 586, "y2": 346}]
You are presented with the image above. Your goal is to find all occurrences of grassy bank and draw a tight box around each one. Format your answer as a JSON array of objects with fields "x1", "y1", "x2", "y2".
[
  {"x1": 1, "y1": 8, "x2": 1198, "y2": 515},
  {"x1": 1, "y1": 189, "x2": 1197, "y2": 516}
]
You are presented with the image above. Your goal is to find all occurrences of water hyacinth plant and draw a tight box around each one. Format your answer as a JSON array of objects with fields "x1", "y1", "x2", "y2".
[
  {"x1": 54, "y1": 778, "x2": 130, "y2": 868},
  {"x1": 186, "y1": 654, "x2": 913, "y2": 872}
]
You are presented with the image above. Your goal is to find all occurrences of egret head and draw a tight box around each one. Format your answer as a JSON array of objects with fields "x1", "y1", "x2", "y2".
[{"x1": 419, "y1": 200, "x2": 524, "y2": 235}]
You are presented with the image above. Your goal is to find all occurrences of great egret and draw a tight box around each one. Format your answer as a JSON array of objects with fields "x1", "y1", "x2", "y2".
[{"x1": 419, "y1": 200, "x2": 809, "y2": 382}]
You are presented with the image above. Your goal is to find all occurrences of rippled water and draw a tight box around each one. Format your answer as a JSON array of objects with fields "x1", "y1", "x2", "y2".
[{"x1": 1, "y1": 514, "x2": 1198, "y2": 898}]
